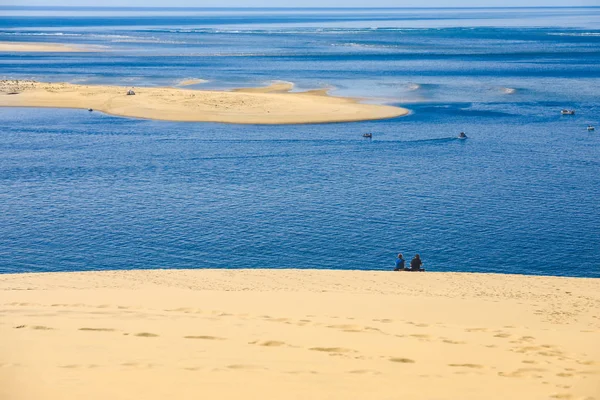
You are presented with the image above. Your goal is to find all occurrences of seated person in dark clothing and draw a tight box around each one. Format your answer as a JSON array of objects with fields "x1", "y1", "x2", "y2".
[
  {"x1": 409, "y1": 254, "x2": 425, "y2": 271},
  {"x1": 394, "y1": 253, "x2": 405, "y2": 271}
]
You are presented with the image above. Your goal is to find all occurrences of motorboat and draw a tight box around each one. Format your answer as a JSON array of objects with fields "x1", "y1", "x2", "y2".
[
  {"x1": 561, "y1": 109, "x2": 575, "y2": 115},
  {"x1": 363, "y1": 133, "x2": 373, "y2": 138},
  {"x1": 588, "y1": 125, "x2": 595, "y2": 131},
  {"x1": 458, "y1": 132, "x2": 468, "y2": 139}
]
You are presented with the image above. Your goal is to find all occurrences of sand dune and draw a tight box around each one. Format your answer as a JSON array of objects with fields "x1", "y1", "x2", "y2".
[
  {"x1": 0, "y1": 80, "x2": 408, "y2": 124},
  {"x1": 0, "y1": 42, "x2": 94, "y2": 52},
  {"x1": 1, "y1": 269, "x2": 598, "y2": 400}
]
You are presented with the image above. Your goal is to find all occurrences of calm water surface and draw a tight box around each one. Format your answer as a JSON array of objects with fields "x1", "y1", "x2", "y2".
[{"x1": 0, "y1": 8, "x2": 599, "y2": 276}]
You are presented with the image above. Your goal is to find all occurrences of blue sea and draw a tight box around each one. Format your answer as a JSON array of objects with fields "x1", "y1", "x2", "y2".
[{"x1": 0, "y1": 7, "x2": 599, "y2": 277}]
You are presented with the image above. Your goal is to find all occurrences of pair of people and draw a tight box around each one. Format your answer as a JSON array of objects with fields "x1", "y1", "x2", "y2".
[{"x1": 394, "y1": 253, "x2": 425, "y2": 272}]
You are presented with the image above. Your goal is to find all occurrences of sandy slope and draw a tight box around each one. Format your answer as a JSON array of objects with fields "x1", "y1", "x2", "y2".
[
  {"x1": 0, "y1": 80, "x2": 408, "y2": 124},
  {"x1": 1, "y1": 269, "x2": 598, "y2": 400},
  {"x1": 0, "y1": 42, "x2": 93, "y2": 52}
]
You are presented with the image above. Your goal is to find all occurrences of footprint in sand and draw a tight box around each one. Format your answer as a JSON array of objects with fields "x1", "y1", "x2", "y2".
[
  {"x1": 442, "y1": 339, "x2": 466, "y2": 345},
  {"x1": 513, "y1": 345, "x2": 562, "y2": 356},
  {"x1": 498, "y1": 368, "x2": 547, "y2": 378},
  {"x1": 310, "y1": 347, "x2": 353, "y2": 354},
  {"x1": 184, "y1": 335, "x2": 225, "y2": 340},
  {"x1": 576, "y1": 360, "x2": 596, "y2": 366},
  {"x1": 226, "y1": 364, "x2": 265, "y2": 370},
  {"x1": 409, "y1": 323, "x2": 429, "y2": 328},
  {"x1": 449, "y1": 364, "x2": 484, "y2": 369},
  {"x1": 30, "y1": 326, "x2": 53, "y2": 330},
  {"x1": 390, "y1": 357, "x2": 415, "y2": 363},
  {"x1": 127, "y1": 362, "x2": 156, "y2": 368},
  {"x1": 327, "y1": 324, "x2": 364, "y2": 333},
  {"x1": 285, "y1": 370, "x2": 318, "y2": 375},
  {"x1": 466, "y1": 328, "x2": 488, "y2": 333},
  {"x1": 79, "y1": 328, "x2": 115, "y2": 332},
  {"x1": 257, "y1": 340, "x2": 286, "y2": 347},
  {"x1": 409, "y1": 334, "x2": 430, "y2": 340},
  {"x1": 165, "y1": 307, "x2": 194, "y2": 313},
  {"x1": 539, "y1": 350, "x2": 564, "y2": 357},
  {"x1": 549, "y1": 394, "x2": 574, "y2": 399},
  {"x1": 121, "y1": 362, "x2": 139, "y2": 367},
  {"x1": 216, "y1": 312, "x2": 233, "y2": 317},
  {"x1": 0, "y1": 363, "x2": 22, "y2": 368},
  {"x1": 349, "y1": 369, "x2": 381, "y2": 374}
]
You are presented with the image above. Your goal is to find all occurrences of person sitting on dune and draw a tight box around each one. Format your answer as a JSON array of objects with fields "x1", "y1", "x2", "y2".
[
  {"x1": 409, "y1": 254, "x2": 425, "y2": 271},
  {"x1": 394, "y1": 253, "x2": 405, "y2": 271}
]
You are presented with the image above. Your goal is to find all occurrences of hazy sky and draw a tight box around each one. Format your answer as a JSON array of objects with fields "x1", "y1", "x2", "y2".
[{"x1": 2, "y1": 0, "x2": 598, "y2": 6}]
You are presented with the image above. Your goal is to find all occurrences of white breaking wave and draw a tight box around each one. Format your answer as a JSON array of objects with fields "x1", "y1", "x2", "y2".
[{"x1": 548, "y1": 32, "x2": 600, "y2": 37}]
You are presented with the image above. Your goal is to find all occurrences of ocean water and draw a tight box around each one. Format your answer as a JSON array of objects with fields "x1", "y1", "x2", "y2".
[{"x1": 0, "y1": 7, "x2": 599, "y2": 277}]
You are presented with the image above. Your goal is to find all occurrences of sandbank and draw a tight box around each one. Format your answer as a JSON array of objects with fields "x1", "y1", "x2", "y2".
[
  {"x1": 177, "y1": 78, "x2": 208, "y2": 87},
  {"x1": 1, "y1": 269, "x2": 598, "y2": 400},
  {"x1": 0, "y1": 42, "x2": 91, "y2": 53},
  {"x1": 0, "y1": 80, "x2": 408, "y2": 124}
]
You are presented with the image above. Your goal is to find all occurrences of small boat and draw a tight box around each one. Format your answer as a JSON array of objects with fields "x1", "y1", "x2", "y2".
[
  {"x1": 458, "y1": 132, "x2": 467, "y2": 139},
  {"x1": 561, "y1": 109, "x2": 575, "y2": 115},
  {"x1": 363, "y1": 133, "x2": 372, "y2": 138},
  {"x1": 588, "y1": 125, "x2": 595, "y2": 131},
  {"x1": 88, "y1": 108, "x2": 93, "y2": 112}
]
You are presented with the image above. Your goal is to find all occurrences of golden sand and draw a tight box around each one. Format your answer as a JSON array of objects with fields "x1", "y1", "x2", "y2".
[
  {"x1": 1, "y1": 269, "x2": 598, "y2": 400},
  {"x1": 0, "y1": 42, "x2": 94, "y2": 52},
  {"x1": 0, "y1": 80, "x2": 408, "y2": 124}
]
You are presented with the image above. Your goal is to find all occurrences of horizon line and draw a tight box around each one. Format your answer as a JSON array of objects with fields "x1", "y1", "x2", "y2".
[{"x1": 2, "y1": 5, "x2": 599, "y2": 9}]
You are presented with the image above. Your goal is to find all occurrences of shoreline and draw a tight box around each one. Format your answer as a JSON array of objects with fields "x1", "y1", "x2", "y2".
[
  {"x1": 1, "y1": 269, "x2": 598, "y2": 400},
  {"x1": 0, "y1": 80, "x2": 409, "y2": 124},
  {"x1": 2, "y1": 268, "x2": 597, "y2": 279}
]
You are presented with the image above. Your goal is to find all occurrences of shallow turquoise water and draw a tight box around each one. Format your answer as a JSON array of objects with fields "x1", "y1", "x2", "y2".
[{"x1": 0, "y1": 8, "x2": 599, "y2": 276}]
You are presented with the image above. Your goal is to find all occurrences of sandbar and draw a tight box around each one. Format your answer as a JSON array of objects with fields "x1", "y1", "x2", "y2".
[
  {"x1": 0, "y1": 80, "x2": 409, "y2": 124},
  {"x1": 177, "y1": 78, "x2": 208, "y2": 87},
  {"x1": 1, "y1": 269, "x2": 598, "y2": 400},
  {"x1": 0, "y1": 42, "x2": 91, "y2": 53}
]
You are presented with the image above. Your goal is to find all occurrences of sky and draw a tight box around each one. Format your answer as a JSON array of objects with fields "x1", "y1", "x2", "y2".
[{"x1": 1, "y1": 0, "x2": 597, "y2": 6}]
